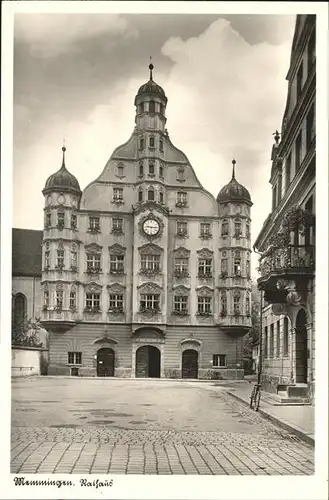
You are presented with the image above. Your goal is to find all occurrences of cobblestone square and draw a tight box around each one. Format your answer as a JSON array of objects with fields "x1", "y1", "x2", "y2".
[{"x1": 11, "y1": 378, "x2": 314, "y2": 475}]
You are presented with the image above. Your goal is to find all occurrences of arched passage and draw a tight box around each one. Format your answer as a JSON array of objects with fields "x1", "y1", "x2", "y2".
[
  {"x1": 136, "y1": 345, "x2": 161, "y2": 378},
  {"x1": 182, "y1": 349, "x2": 199, "y2": 379},
  {"x1": 97, "y1": 348, "x2": 115, "y2": 377},
  {"x1": 295, "y1": 309, "x2": 308, "y2": 383}
]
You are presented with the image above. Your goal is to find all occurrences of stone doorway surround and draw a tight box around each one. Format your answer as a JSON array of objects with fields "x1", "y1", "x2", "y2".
[{"x1": 131, "y1": 325, "x2": 166, "y2": 378}]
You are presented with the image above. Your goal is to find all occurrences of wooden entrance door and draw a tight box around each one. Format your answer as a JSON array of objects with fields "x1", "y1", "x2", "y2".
[
  {"x1": 295, "y1": 309, "x2": 308, "y2": 383},
  {"x1": 182, "y1": 349, "x2": 198, "y2": 379},
  {"x1": 136, "y1": 345, "x2": 161, "y2": 378},
  {"x1": 97, "y1": 348, "x2": 115, "y2": 377}
]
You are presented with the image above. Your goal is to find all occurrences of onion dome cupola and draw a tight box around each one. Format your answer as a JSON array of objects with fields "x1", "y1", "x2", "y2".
[
  {"x1": 43, "y1": 146, "x2": 82, "y2": 196},
  {"x1": 217, "y1": 159, "x2": 252, "y2": 206},
  {"x1": 134, "y1": 61, "x2": 167, "y2": 131}
]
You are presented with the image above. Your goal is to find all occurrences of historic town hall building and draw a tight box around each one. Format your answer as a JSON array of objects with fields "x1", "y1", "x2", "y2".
[{"x1": 41, "y1": 64, "x2": 253, "y2": 379}]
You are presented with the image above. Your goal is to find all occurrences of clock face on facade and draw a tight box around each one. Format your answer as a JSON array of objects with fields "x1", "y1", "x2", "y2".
[{"x1": 143, "y1": 218, "x2": 160, "y2": 236}]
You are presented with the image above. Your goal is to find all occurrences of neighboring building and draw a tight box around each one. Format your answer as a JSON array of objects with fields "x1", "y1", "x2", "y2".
[
  {"x1": 254, "y1": 15, "x2": 315, "y2": 399},
  {"x1": 40, "y1": 64, "x2": 253, "y2": 379},
  {"x1": 12, "y1": 228, "x2": 48, "y2": 347}
]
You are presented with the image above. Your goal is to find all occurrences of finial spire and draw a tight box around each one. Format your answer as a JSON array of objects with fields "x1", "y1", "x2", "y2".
[
  {"x1": 149, "y1": 56, "x2": 154, "y2": 81},
  {"x1": 232, "y1": 158, "x2": 236, "y2": 179},
  {"x1": 273, "y1": 130, "x2": 281, "y2": 144},
  {"x1": 61, "y1": 140, "x2": 66, "y2": 168}
]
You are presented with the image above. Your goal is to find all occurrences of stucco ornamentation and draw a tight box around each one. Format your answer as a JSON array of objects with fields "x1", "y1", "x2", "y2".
[
  {"x1": 173, "y1": 246, "x2": 190, "y2": 258},
  {"x1": 197, "y1": 248, "x2": 214, "y2": 259},
  {"x1": 137, "y1": 281, "x2": 162, "y2": 293},
  {"x1": 138, "y1": 243, "x2": 163, "y2": 255},
  {"x1": 196, "y1": 286, "x2": 213, "y2": 297},
  {"x1": 108, "y1": 243, "x2": 126, "y2": 255},
  {"x1": 83, "y1": 281, "x2": 102, "y2": 293},
  {"x1": 84, "y1": 243, "x2": 102, "y2": 254}
]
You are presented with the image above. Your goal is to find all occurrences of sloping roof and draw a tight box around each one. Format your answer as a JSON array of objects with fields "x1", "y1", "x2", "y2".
[{"x1": 12, "y1": 228, "x2": 43, "y2": 277}]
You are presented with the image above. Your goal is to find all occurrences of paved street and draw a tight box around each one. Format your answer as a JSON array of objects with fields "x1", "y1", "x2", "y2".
[{"x1": 11, "y1": 377, "x2": 314, "y2": 475}]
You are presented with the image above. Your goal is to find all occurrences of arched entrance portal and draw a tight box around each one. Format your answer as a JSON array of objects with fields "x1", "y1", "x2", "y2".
[
  {"x1": 97, "y1": 348, "x2": 115, "y2": 377},
  {"x1": 182, "y1": 349, "x2": 198, "y2": 379},
  {"x1": 295, "y1": 309, "x2": 308, "y2": 383},
  {"x1": 136, "y1": 346, "x2": 160, "y2": 378}
]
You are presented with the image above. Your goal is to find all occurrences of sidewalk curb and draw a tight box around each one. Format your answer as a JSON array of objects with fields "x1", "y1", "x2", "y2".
[{"x1": 225, "y1": 390, "x2": 315, "y2": 447}]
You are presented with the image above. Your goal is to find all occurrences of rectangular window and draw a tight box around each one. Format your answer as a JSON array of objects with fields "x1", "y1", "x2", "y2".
[
  {"x1": 177, "y1": 168, "x2": 185, "y2": 181},
  {"x1": 141, "y1": 254, "x2": 160, "y2": 271},
  {"x1": 276, "y1": 320, "x2": 280, "y2": 357},
  {"x1": 68, "y1": 352, "x2": 82, "y2": 365},
  {"x1": 44, "y1": 290, "x2": 49, "y2": 307},
  {"x1": 233, "y1": 295, "x2": 240, "y2": 314},
  {"x1": 197, "y1": 296, "x2": 212, "y2": 314},
  {"x1": 69, "y1": 291, "x2": 76, "y2": 309},
  {"x1": 109, "y1": 294, "x2": 123, "y2": 311},
  {"x1": 177, "y1": 192, "x2": 187, "y2": 205},
  {"x1": 283, "y1": 317, "x2": 289, "y2": 356},
  {"x1": 85, "y1": 293, "x2": 100, "y2": 310},
  {"x1": 200, "y1": 222, "x2": 211, "y2": 238},
  {"x1": 139, "y1": 137, "x2": 144, "y2": 150},
  {"x1": 270, "y1": 324, "x2": 274, "y2": 358},
  {"x1": 57, "y1": 212, "x2": 65, "y2": 228},
  {"x1": 221, "y1": 258, "x2": 228, "y2": 274},
  {"x1": 246, "y1": 260, "x2": 250, "y2": 278},
  {"x1": 174, "y1": 257, "x2": 188, "y2": 273},
  {"x1": 45, "y1": 251, "x2": 50, "y2": 268},
  {"x1": 159, "y1": 165, "x2": 163, "y2": 177},
  {"x1": 233, "y1": 259, "x2": 241, "y2": 276},
  {"x1": 264, "y1": 326, "x2": 268, "y2": 358},
  {"x1": 285, "y1": 153, "x2": 292, "y2": 191},
  {"x1": 174, "y1": 296, "x2": 188, "y2": 313},
  {"x1": 71, "y1": 213, "x2": 77, "y2": 229},
  {"x1": 117, "y1": 165, "x2": 124, "y2": 177},
  {"x1": 306, "y1": 104, "x2": 315, "y2": 149},
  {"x1": 177, "y1": 221, "x2": 187, "y2": 236},
  {"x1": 221, "y1": 221, "x2": 229, "y2": 236},
  {"x1": 149, "y1": 137, "x2": 155, "y2": 148},
  {"x1": 159, "y1": 139, "x2": 164, "y2": 152},
  {"x1": 296, "y1": 62, "x2": 303, "y2": 99},
  {"x1": 45, "y1": 212, "x2": 51, "y2": 228},
  {"x1": 113, "y1": 188, "x2": 123, "y2": 201},
  {"x1": 89, "y1": 217, "x2": 100, "y2": 231},
  {"x1": 86, "y1": 254, "x2": 101, "y2": 272},
  {"x1": 56, "y1": 290, "x2": 63, "y2": 308},
  {"x1": 272, "y1": 185, "x2": 277, "y2": 211},
  {"x1": 295, "y1": 132, "x2": 302, "y2": 172},
  {"x1": 57, "y1": 250, "x2": 64, "y2": 268},
  {"x1": 138, "y1": 190, "x2": 143, "y2": 202},
  {"x1": 246, "y1": 224, "x2": 250, "y2": 239},
  {"x1": 198, "y1": 258, "x2": 212, "y2": 277},
  {"x1": 139, "y1": 164, "x2": 144, "y2": 176},
  {"x1": 140, "y1": 294, "x2": 160, "y2": 311},
  {"x1": 148, "y1": 163, "x2": 155, "y2": 175},
  {"x1": 110, "y1": 255, "x2": 124, "y2": 273},
  {"x1": 71, "y1": 250, "x2": 77, "y2": 268},
  {"x1": 234, "y1": 221, "x2": 242, "y2": 237},
  {"x1": 148, "y1": 189, "x2": 155, "y2": 201},
  {"x1": 213, "y1": 354, "x2": 226, "y2": 367},
  {"x1": 112, "y1": 218, "x2": 123, "y2": 233}
]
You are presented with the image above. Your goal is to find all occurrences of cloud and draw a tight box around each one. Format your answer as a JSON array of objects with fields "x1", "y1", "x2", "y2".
[{"x1": 14, "y1": 14, "x2": 139, "y2": 57}]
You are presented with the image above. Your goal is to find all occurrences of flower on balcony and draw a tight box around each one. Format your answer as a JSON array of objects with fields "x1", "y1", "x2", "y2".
[
  {"x1": 111, "y1": 227, "x2": 124, "y2": 235},
  {"x1": 112, "y1": 197, "x2": 124, "y2": 205},
  {"x1": 70, "y1": 265, "x2": 78, "y2": 272},
  {"x1": 198, "y1": 272, "x2": 212, "y2": 279},
  {"x1": 175, "y1": 201, "x2": 188, "y2": 208},
  {"x1": 220, "y1": 271, "x2": 228, "y2": 279},
  {"x1": 139, "y1": 268, "x2": 161, "y2": 276},
  {"x1": 200, "y1": 232, "x2": 212, "y2": 239},
  {"x1": 108, "y1": 307, "x2": 124, "y2": 314},
  {"x1": 109, "y1": 268, "x2": 125, "y2": 275},
  {"x1": 234, "y1": 231, "x2": 242, "y2": 238},
  {"x1": 174, "y1": 269, "x2": 189, "y2": 278},
  {"x1": 139, "y1": 307, "x2": 160, "y2": 315},
  {"x1": 56, "y1": 222, "x2": 65, "y2": 230},
  {"x1": 42, "y1": 305, "x2": 48, "y2": 311},
  {"x1": 86, "y1": 267, "x2": 102, "y2": 274},
  {"x1": 197, "y1": 311, "x2": 213, "y2": 317},
  {"x1": 176, "y1": 230, "x2": 188, "y2": 238},
  {"x1": 172, "y1": 309, "x2": 189, "y2": 316},
  {"x1": 84, "y1": 307, "x2": 101, "y2": 314},
  {"x1": 43, "y1": 266, "x2": 50, "y2": 272},
  {"x1": 69, "y1": 305, "x2": 77, "y2": 313},
  {"x1": 55, "y1": 263, "x2": 65, "y2": 271},
  {"x1": 87, "y1": 227, "x2": 101, "y2": 234},
  {"x1": 220, "y1": 310, "x2": 227, "y2": 317},
  {"x1": 233, "y1": 310, "x2": 240, "y2": 317},
  {"x1": 54, "y1": 305, "x2": 63, "y2": 313}
]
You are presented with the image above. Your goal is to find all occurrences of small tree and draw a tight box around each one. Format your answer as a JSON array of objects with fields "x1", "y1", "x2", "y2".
[{"x1": 12, "y1": 313, "x2": 43, "y2": 348}]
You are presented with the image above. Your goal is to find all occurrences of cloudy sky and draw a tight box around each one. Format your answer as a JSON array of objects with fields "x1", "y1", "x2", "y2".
[{"x1": 13, "y1": 12, "x2": 295, "y2": 276}]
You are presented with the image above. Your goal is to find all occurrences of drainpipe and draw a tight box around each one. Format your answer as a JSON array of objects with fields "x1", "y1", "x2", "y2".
[{"x1": 252, "y1": 244, "x2": 263, "y2": 387}]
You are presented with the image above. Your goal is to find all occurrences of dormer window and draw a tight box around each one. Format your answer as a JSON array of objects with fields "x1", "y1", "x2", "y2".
[
  {"x1": 117, "y1": 164, "x2": 124, "y2": 177},
  {"x1": 149, "y1": 137, "x2": 155, "y2": 148}
]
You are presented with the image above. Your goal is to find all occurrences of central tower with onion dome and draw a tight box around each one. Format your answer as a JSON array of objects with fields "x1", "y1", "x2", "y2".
[{"x1": 41, "y1": 64, "x2": 253, "y2": 380}]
